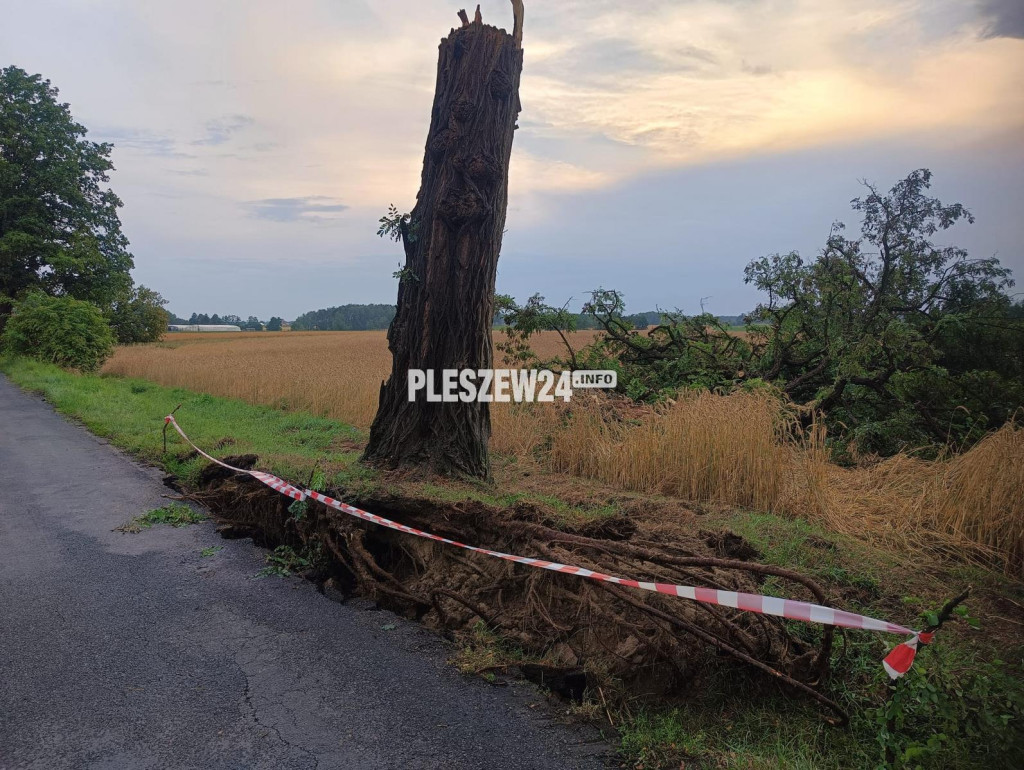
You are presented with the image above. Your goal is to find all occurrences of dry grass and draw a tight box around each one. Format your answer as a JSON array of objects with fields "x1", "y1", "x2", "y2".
[
  {"x1": 920, "y1": 424, "x2": 1024, "y2": 573},
  {"x1": 104, "y1": 331, "x2": 1024, "y2": 574}
]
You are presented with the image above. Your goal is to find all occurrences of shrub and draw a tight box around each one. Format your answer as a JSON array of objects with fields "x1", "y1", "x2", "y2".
[
  {"x1": 2, "y1": 293, "x2": 115, "y2": 372},
  {"x1": 867, "y1": 648, "x2": 1024, "y2": 768}
]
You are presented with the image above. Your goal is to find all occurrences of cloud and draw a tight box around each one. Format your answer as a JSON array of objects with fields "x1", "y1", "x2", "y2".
[
  {"x1": 978, "y1": 0, "x2": 1024, "y2": 38},
  {"x1": 741, "y1": 61, "x2": 774, "y2": 76},
  {"x1": 519, "y1": 0, "x2": 1024, "y2": 174},
  {"x1": 95, "y1": 128, "x2": 191, "y2": 158},
  {"x1": 534, "y1": 38, "x2": 678, "y2": 82},
  {"x1": 193, "y1": 114, "x2": 255, "y2": 146},
  {"x1": 244, "y1": 196, "x2": 349, "y2": 223},
  {"x1": 7, "y1": 0, "x2": 1020, "y2": 318}
]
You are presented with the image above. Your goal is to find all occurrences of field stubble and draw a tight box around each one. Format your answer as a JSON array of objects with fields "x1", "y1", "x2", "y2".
[{"x1": 103, "y1": 331, "x2": 1024, "y2": 574}]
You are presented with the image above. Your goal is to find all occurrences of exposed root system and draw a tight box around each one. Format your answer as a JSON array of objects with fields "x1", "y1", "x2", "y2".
[{"x1": 189, "y1": 458, "x2": 849, "y2": 724}]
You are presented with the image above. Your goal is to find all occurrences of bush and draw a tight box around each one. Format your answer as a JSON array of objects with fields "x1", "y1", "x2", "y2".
[
  {"x1": 2, "y1": 293, "x2": 115, "y2": 372},
  {"x1": 867, "y1": 650, "x2": 1024, "y2": 768}
]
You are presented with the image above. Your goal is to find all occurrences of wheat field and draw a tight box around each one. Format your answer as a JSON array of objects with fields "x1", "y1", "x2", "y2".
[
  {"x1": 104, "y1": 330, "x2": 601, "y2": 429},
  {"x1": 103, "y1": 331, "x2": 1024, "y2": 574}
]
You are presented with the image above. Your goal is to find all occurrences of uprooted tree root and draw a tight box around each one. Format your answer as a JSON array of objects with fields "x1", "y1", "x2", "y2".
[{"x1": 186, "y1": 457, "x2": 849, "y2": 725}]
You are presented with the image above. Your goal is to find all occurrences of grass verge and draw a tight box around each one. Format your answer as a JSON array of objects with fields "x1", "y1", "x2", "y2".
[{"x1": 1, "y1": 355, "x2": 368, "y2": 490}]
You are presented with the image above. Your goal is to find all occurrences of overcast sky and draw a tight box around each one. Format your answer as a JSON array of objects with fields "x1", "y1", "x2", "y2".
[{"x1": 4, "y1": 0, "x2": 1023, "y2": 319}]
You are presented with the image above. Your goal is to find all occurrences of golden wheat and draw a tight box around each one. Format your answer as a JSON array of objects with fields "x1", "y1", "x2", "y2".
[
  {"x1": 919, "y1": 423, "x2": 1024, "y2": 573},
  {"x1": 549, "y1": 393, "x2": 1023, "y2": 573},
  {"x1": 550, "y1": 390, "x2": 795, "y2": 511},
  {"x1": 104, "y1": 331, "x2": 1024, "y2": 574},
  {"x1": 104, "y1": 330, "x2": 599, "y2": 430},
  {"x1": 104, "y1": 331, "x2": 390, "y2": 428}
]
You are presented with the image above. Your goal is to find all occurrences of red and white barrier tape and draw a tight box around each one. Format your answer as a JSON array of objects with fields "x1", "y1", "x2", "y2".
[
  {"x1": 165, "y1": 415, "x2": 932, "y2": 678},
  {"x1": 166, "y1": 416, "x2": 307, "y2": 501}
]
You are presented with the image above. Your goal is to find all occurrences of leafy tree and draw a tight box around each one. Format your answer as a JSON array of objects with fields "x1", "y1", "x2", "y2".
[
  {"x1": 0, "y1": 66, "x2": 133, "y2": 319},
  {"x1": 496, "y1": 294, "x2": 582, "y2": 369},
  {"x1": 517, "y1": 171, "x2": 1020, "y2": 455},
  {"x1": 178, "y1": 312, "x2": 259, "y2": 328},
  {"x1": 583, "y1": 288, "x2": 755, "y2": 400},
  {"x1": 108, "y1": 285, "x2": 169, "y2": 343},
  {"x1": 2, "y1": 292, "x2": 115, "y2": 372},
  {"x1": 624, "y1": 311, "x2": 661, "y2": 329},
  {"x1": 266, "y1": 316, "x2": 283, "y2": 331},
  {"x1": 744, "y1": 169, "x2": 1016, "y2": 454}
]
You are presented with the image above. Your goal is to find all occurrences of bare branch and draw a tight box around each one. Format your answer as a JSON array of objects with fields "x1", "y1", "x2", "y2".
[{"x1": 510, "y1": 0, "x2": 524, "y2": 47}]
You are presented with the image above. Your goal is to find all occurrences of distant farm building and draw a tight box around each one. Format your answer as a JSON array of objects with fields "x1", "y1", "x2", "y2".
[{"x1": 167, "y1": 324, "x2": 243, "y2": 333}]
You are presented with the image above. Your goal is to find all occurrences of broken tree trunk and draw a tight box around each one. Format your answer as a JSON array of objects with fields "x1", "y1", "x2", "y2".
[{"x1": 363, "y1": 3, "x2": 524, "y2": 478}]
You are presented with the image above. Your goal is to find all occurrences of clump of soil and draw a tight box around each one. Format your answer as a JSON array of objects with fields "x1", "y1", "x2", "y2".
[{"x1": 703, "y1": 530, "x2": 763, "y2": 561}]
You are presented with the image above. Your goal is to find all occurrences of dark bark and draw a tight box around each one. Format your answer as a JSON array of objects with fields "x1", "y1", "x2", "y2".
[{"x1": 363, "y1": 8, "x2": 524, "y2": 478}]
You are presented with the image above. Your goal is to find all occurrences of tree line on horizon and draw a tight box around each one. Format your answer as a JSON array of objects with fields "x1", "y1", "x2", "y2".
[
  {"x1": 286, "y1": 304, "x2": 724, "y2": 332},
  {"x1": 168, "y1": 313, "x2": 284, "y2": 331}
]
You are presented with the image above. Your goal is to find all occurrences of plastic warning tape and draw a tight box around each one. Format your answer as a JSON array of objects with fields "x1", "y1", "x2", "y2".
[
  {"x1": 165, "y1": 415, "x2": 307, "y2": 501},
  {"x1": 165, "y1": 415, "x2": 932, "y2": 678}
]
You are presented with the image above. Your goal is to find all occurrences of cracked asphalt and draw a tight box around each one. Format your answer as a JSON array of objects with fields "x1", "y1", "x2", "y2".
[{"x1": 0, "y1": 376, "x2": 611, "y2": 769}]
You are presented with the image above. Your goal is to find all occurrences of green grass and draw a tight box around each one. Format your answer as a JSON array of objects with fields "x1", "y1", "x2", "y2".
[
  {"x1": 0, "y1": 356, "x2": 366, "y2": 488},
  {"x1": 714, "y1": 509, "x2": 898, "y2": 589},
  {"x1": 135, "y1": 502, "x2": 205, "y2": 528},
  {"x1": 616, "y1": 626, "x2": 1024, "y2": 769},
  {"x1": 256, "y1": 543, "x2": 324, "y2": 578},
  {"x1": 612, "y1": 509, "x2": 1024, "y2": 768},
  {"x1": 0, "y1": 356, "x2": 615, "y2": 521},
  {"x1": 417, "y1": 482, "x2": 619, "y2": 522},
  {"x1": 619, "y1": 700, "x2": 843, "y2": 769},
  {"x1": 115, "y1": 502, "x2": 206, "y2": 533}
]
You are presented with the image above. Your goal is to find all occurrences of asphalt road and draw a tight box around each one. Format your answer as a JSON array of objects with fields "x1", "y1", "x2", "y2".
[{"x1": 0, "y1": 376, "x2": 609, "y2": 769}]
